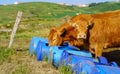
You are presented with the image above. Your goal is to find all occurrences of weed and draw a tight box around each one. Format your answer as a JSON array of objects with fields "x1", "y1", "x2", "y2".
[{"x1": 58, "y1": 65, "x2": 72, "y2": 74}]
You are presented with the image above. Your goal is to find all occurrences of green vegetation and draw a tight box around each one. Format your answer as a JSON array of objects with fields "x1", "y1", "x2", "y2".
[
  {"x1": 0, "y1": 2, "x2": 120, "y2": 25},
  {"x1": 58, "y1": 65, "x2": 72, "y2": 74},
  {"x1": 0, "y1": 2, "x2": 78, "y2": 25},
  {"x1": 0, "y1": 47, "x2": 15, "y2": 64},
  {"x1": 86, "y1": 2, "x2": 120, "y2": 13}
]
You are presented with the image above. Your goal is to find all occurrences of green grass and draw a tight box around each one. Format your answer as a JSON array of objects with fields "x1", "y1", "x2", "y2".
[
  {"x1": 0, "y1": 47, "x2": 15, "y2": 64},
  {"x1": 58, "y1": 65, "x2": 72, "y2": 74}
]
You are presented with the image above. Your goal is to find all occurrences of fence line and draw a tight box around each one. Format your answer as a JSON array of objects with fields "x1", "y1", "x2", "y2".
[{"x1": 0, "y1": 29, "x2": 12, "y2": 32}]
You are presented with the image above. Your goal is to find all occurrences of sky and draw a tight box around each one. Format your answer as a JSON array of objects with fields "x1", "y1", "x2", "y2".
[{"x1": 0, "y1": 0, "x2": 117, "y2": 5}]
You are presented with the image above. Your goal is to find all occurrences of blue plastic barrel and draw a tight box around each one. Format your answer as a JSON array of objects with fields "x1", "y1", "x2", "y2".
[
  {"x1": 29, "y1": 37, "x2": 41, "y2": 55},
  {"x1": 29, "y1": 37, "x2": 48, "y2": 55},
  {"x1": 96, "y1": 65, "x2": 120, "y2": 74},
  {"x1": 61, "y1": 54, "x2": 99, "y2": 74},
  {"x1": 50, "y1": 45, "x2": 92, "y2": 58},
  {"x1": 109, "y1": 62, "x2": 118, "y2": 67},
  {"x1": 98, "y1": 56, "x2": 108, "y2": 65},
  {"x1": 48, "y1": 46, "x2": 68, "y2": 67},
  {"x1": 36, "y1": 39, "x2": 49, "y2": 61},
  {"x1": 78, "y1": 60, "x2": 99, "y2": 74}
]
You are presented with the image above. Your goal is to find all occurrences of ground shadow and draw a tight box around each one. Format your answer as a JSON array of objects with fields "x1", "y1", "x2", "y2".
[{"x1": 103, "y1": 50, "x2": 120, "y2": 66}]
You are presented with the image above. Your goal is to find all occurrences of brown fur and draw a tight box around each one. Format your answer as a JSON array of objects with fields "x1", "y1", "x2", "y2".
[
  {"x1": 87, "y1": 17, "x2": 120, "y2": 57},
  {"x1": 71, "y1": 10, "x2": 120, "y2": 57}
]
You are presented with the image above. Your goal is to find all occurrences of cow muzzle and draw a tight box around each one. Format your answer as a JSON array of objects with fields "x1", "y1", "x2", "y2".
[{"x1": 77, "y1": 34, "x2": 87, "y2": 39}]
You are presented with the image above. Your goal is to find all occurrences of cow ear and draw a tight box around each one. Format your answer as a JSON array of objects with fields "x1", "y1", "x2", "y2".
[
  {"x1": 88, "y1": 17, "x2": 94, "y2": 29},
  {"x1": 50, "y1": 26, "x2": 57, "y2": 33},
  {"x1": 59, "y1": 28, "x2": 66, "y2": 36},
  {"x1": 48, "y1": 26, "x2": 57, "y2": 40}
]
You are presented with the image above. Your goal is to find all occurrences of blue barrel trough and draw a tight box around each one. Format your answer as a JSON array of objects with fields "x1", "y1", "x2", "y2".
[
  {"x1": 35, "y1": 40, "x2": 93, "y2": 67},
  {"x1": 29, "y1": 37, "x2": 48, "y2": 55},
  {"x1": 29, "y1": 37, "x2": 120, "y2": 74}
]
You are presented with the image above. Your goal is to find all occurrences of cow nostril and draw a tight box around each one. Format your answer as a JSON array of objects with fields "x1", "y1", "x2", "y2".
[
  {"x1": 77, "y1": 34, "x2": 86, "y2": 39},
  {"x1": 83, "y1": 35, "x2": 86, "y2": 38},
  {"x1": 77, "y1": 35, "x2": 81, "y2": 39}
]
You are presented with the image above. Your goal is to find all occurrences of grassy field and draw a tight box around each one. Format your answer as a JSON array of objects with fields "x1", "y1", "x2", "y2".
[{"x1": 0, "y1": 2, "x2": 120, "y2": 74}]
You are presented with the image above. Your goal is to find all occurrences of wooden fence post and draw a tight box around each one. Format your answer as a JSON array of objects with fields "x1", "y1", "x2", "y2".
[{"x1": 8, "y1": 11, "x2": 22, "y2": 48}]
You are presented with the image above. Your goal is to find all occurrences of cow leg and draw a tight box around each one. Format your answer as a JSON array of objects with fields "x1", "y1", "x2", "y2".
[
  {"x1": 95, "y1": 45, "x2": 103, "y2": 57},
  {"x1": 90, "y1": 44, "x2": 103, "y2": 57},
  {"x1": 89, "y1": 48, "x2": 95, "y2": 54}
]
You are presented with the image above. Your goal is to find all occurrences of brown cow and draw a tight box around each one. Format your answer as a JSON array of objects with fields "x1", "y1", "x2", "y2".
[
  {"x1": 48, "y1": 10, "x2": 120, "y2": 57},
  {"x1": 49, "y1": 10, "x2": 120, "y2": 44},
  {"x1": 48, "y1": 22, "x2": 84, "y2": 48},
  {"x1": 48, "y1": 22, "x2": 72, "y2": 46},
  {"x1": 70, "y1": 13, "x2": 120, "y2": 57}
]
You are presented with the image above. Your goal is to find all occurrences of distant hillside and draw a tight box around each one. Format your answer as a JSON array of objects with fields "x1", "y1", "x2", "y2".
[
  {"x1": 0, "y1": 2, "x2": 79, "y2": 25},
  {"x1": 0, "y1": 2, "x2": 120, "y2": 26},
  {"x1": 82, "y1": 2, "x2": 120, "y2": 13}
]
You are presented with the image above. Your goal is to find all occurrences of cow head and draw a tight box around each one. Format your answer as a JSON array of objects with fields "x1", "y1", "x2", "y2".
[
  {"x1": 68, "y1": 14, "x2": 94, "y2": 39},
  {"x1": 48, "y1": 26, "x2": 66, "y2": 46}
]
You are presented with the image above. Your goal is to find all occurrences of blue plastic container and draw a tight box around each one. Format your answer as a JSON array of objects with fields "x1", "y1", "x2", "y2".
[
  {"x1": 48, "y1": 46, "x2": 67, "y2": 67},
  {"x1": 29, "y1": 37, "x2": 41, "y2": 55},
  {"x1": 109, "y1": 62, "x2": 118, "y2": 67},
  {"x1": 60, "y1": 52, "x2": 120, "y2": 74},
  {"x1": 96, "y1": 65, "x2": 120, "y2": 74},
  {"x1": 36, "y1": 40, "x2": 49, "y2": 61},
  {"x1": 76, "y1": 60, "x2": 99, "y2": 74},
  {"x1": 50, "y1": 45, "x2": 92, "y2": 58},
  {"x1": 48, "y1": 45, "x2": 93, "y2": 67},
  {"x1": 29, "y1": 37, "x2": 48, "y2": 55},
  {"x1": 61, "y1": 54, "x2": 99, "y2": 74}
]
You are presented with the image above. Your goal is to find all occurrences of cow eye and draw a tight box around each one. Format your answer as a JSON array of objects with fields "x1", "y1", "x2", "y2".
[{"x1": 53, "y1": 38, "x2": 56, "y2": 41}]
